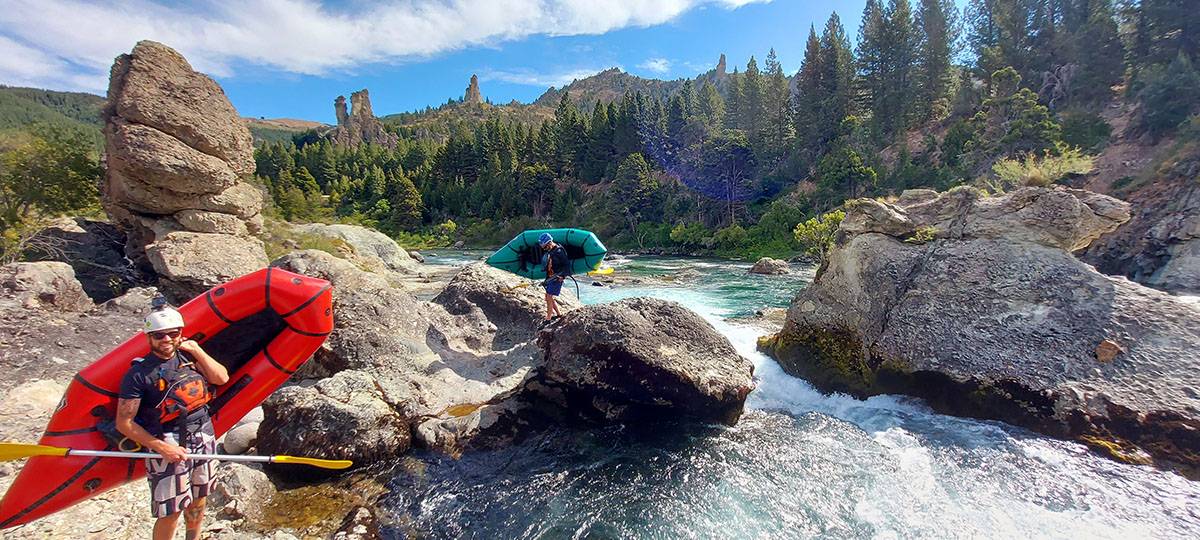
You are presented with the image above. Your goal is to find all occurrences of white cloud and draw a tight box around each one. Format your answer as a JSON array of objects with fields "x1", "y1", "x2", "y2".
[
  {"x1": 638, "y1": 58, "x2": 671, "y2": 74},
  {"x1": 0, "y1": 0, "x2": 773, "y2": 92},
  {"x1": 480, "y1": 67, "x2": 610, "y2": 88}
]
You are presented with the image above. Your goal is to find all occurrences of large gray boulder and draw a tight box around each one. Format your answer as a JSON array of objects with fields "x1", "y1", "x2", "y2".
[
  {"x1": 102, "y1": 40, "x2": 265, "y2": 288},
  {"x1": 257, "y1": 370, "x2": 411, "y2": 470},
  {"x1": 433, "y1": 263, "x2": 580, "y2": 349},
  {"x1": 292, "y1": 223, "x2": 417, "y2": 274},
  {"x1": 0, "y1": 262, "x2": 93, "y2": 313},
  {"x1": 268, "y1": 251, "x2": 542, "y2": 458},
  {"x1": 760, "y1": 186, "x2": 1200, "y2": 472},
  {"x1": 209, "y1": 463, "x2": 276, "y2": 520},
  {"x1": 534, "y1": 297, "x2": 755, "y2": 424},
  {"x1": 144, "y1": 232, "x2": 268, "y2": 299},
  {"x1": 749, "y1": 257, "x2": 789, "y2": 275}
]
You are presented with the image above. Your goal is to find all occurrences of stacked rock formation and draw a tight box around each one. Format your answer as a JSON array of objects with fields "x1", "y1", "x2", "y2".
[
  {"x1": 464, "y1": 74, "x2": 482, "y2": 105},
  {"x1": 102, "y1": 40, "x2": 267, "y2": 299},
  {"x1": 328, "y1": 89, "x2": 398, "y2": 148}
]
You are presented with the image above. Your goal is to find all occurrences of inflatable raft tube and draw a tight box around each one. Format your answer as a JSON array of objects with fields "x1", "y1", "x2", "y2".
[
  {"x1": 0, "y1": 267, "x2": 333, "y2": 529},
  {"x1": 485, "y1": 228, "x2": 607, "y2": 279}
]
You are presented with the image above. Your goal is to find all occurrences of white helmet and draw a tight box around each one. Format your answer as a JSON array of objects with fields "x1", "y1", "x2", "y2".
[{"x1": 144, "y1": 307, "x2": 185, "y2": 333}]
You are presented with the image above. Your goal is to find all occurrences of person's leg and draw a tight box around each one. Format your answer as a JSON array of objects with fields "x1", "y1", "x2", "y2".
[
  {"x1": 544, "y1": 291, "x2": 553, "y2": 320},
  {"x1": 182, "y1": 428, "x2": 216, "y2": 540},
  {"x1": 549, "y1": 295, "x2": 560, "y2": 318},
  {"x1": 182, "y1": 497, "x2": 206, "y2": 540},
  {"x1": 147, "y1": 448, "x2": 188, "y2": 540},
  {"x1": 152, "y1": 512, "x2": 182, "y2": 540}
]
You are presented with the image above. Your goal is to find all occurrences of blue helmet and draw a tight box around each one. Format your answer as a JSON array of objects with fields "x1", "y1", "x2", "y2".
[{"x1": 538, "y1": 233, "x2": 553, "y2": 247}]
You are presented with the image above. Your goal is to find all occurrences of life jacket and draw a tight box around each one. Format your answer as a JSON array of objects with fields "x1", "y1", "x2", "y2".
[{"x1": 151, "y1": 354, "x2": 213, "y2": 427}]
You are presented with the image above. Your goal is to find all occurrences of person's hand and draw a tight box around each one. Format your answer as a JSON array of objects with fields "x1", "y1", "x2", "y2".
[
  {"x1": 150, "y1": 441, "x2": 188, "y2": 463},
  {"x1": 176, "y1": 339, "x2": 201, "y2": 355}
]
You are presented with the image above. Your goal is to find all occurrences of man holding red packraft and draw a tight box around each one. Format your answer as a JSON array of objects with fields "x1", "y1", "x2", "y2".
[{"x1": 115, "y1": 298, "x2": 229, "y2": 540}]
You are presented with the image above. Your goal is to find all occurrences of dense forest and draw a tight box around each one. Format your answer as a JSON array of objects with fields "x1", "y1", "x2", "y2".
[
  {"x1": 253, "y1": 0, "x2": 1198, "y2": 256},
  {"x1": 2, "y1": 0, "x2": 1198, "y2": 261}
]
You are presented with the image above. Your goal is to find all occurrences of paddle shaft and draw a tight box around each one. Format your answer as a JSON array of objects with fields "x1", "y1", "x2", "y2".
[{"x1": 66, "y1": 448, "x2": 272, "y2": 464}]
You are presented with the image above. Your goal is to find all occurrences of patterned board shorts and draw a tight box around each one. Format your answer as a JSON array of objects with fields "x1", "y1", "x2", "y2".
[{"x1": 145, "y1": 427, "x2": 217, "y2": 517}]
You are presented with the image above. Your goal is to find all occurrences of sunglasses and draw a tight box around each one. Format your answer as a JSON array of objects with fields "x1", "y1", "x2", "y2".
[{"x1": 148, "y1": 330, "x2": 182, "y2": 341}]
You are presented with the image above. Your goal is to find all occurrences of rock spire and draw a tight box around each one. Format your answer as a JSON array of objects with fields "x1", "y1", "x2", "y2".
[
  {"x1": 464, "y1": 74, "x2": 482, "y2": 105},
  {"x1": 328, "y1": 89, "x2": 398, "y2": 148}
]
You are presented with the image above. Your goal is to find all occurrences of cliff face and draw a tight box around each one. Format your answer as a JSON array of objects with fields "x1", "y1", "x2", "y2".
[
  {"x1": 327, "y1": 89, "x2": 398, "y2": 148},
  {"x1": 760, "y1": 186, "x2": 1200, "y2": 475}
]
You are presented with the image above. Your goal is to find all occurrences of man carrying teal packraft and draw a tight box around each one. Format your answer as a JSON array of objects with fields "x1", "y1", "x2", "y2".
[{"x1": 539, "y1": 232, "x2": 570, "y2": 320}]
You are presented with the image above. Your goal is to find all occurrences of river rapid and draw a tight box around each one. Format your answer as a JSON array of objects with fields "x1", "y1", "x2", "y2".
[{"x1": 380, "y1": 251, "x2": 1200, "y2": 539}]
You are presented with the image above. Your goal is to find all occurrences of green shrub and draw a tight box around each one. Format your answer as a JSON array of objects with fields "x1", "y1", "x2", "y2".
[
  {"x1": 905, "y1": 226, "x2": 938, "y2": 244},
  {"x1": 986, "y1": 146, "x2": 1094, "y2": 192},
  {"x1": 712, "y1": 224, "x2": 749, "y2": 252},
  {"x1": 1059, "y1": 110, "x2": 1112, "y2": 151},
  {"x1": 669, "y1": 222, "x2": 711, "y2": 249},
  {"x1": 1137, "y1": 54, "x2": 1200, "y2": 140},
  {"x1": 793, "y1": 210, "x2": 845, "y2": 264}
]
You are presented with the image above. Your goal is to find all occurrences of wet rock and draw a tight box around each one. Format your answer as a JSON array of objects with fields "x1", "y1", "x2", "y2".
[
  {"x1": 761, "y1": 186, "x2": 1200, "y2": 474},
  {"x1": 408, "y1": 250, "x2": 425, "y2": 263},
  {"x1": 210, "y1": 463, "x2": 276, "y2": 520},
  {"x1": 331, "y1": 506, "x2": 380, "y2": 540},
  {"x1": 749, "y1": 257, "x2": 789, "y2": 275},
  {"x1": 0, "y1": 262, "x2": 93, "y2": 313},
  {"x1": 258, "y1": 370, "x2": 411, "y2": 472},
  {"x1": 1085, "y1": 178, "x2": 1200, "y2": 294},
  {"x1": 535, "y1": 297, "x2": 755, "y2": 424}
]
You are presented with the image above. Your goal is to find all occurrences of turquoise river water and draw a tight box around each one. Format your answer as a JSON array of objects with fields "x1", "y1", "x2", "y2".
[{"x1": 379, "y1": 251, "x2": 1200, "y2": 539}]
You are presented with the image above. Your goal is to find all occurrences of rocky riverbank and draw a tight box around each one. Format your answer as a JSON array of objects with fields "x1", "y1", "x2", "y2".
[{"x1": 759, "y1": 187, "x2": 1200, "y2": 476}]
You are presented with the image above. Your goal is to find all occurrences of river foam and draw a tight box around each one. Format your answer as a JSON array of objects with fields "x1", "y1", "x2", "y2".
[{"x1": 395, "y1": 252, "x2": 1200, "y2": 539}]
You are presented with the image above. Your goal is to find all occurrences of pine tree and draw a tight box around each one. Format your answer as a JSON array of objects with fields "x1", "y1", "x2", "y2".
[
  {"x1": 584, "y1": 101, "x2": 613, "y2": 182},
  {"x1": 965, "y1": 66, "x2": 1063, "y2": 169},
  {"x1": 764, "y1": 48, "x2": 795, "y2": 166},
  {"x1": 857, "y1": 0, "x2": 888, "y2": 131},
  {"x1": 1137, "y1": 52, "x2": 1200, "y2": 139},
  {"x1": 553, "y1": 92, "x2": 583, "y2": 176},
  {"x1": 795, "y1": 26, "x2": 825, "y2": 158},
  {"x1": 697, "y1": 81, "x2": 726, "y2": 128},
  {"x1": 1072, "y1": 0, "x2": 1124, "y2": 106},
  {"x1": 817, "y1": 13, "x2": 857, "y2": 150},
  {"x1": 725, "y1": 68, "x2": 743, "y2": 130},
  {"x1": 614, "y1": 93, "x2": 642, "y2": 157},
  {"x1": 740, "y1": 57, "x2": 767, "y2": 140},
  {"x1": 678, "y1": 80, "x2": 697, "y2": 118},
  {"x1": 915, "y1": 0, "x2": 959, "y2": 121},
  {"x1": 387, "y1": 173, "x2": 423, "y2": 230},
  {"x1": 877, "y1": 0, "x2": 918, "y2": 138},
  {"x1": 611, "y1": 153, "x2": 660, "y2": 235}
]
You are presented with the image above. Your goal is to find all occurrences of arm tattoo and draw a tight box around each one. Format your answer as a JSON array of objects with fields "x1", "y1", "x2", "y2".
[{"x1": 116, "y1": 398, "x2": 140, "y2": 421}]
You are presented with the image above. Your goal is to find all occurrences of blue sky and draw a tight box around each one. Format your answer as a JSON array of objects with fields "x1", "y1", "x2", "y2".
[{"x1": 0, "y1": 1, "x2": 963, "y2": 123}]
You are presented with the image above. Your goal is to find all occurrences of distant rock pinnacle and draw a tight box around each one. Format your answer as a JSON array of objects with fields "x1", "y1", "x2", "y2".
[{"x1": 464, "y1": 74, "x2": 482, "y2": 105}]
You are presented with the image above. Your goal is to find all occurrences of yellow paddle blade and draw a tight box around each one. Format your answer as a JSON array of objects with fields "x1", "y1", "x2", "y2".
[
  {"x1": 505, "y1": 282, "x2": 532, "y2": 292},
  {"x1": 587, "y1": 267, "x2": 614, "y2": 276},
  {"x1": 0, "y1": 443, "x2": 69, "y2": 461},
  {"x1": 272, "y1": 455, "x2": 353, "y2": 470}
]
